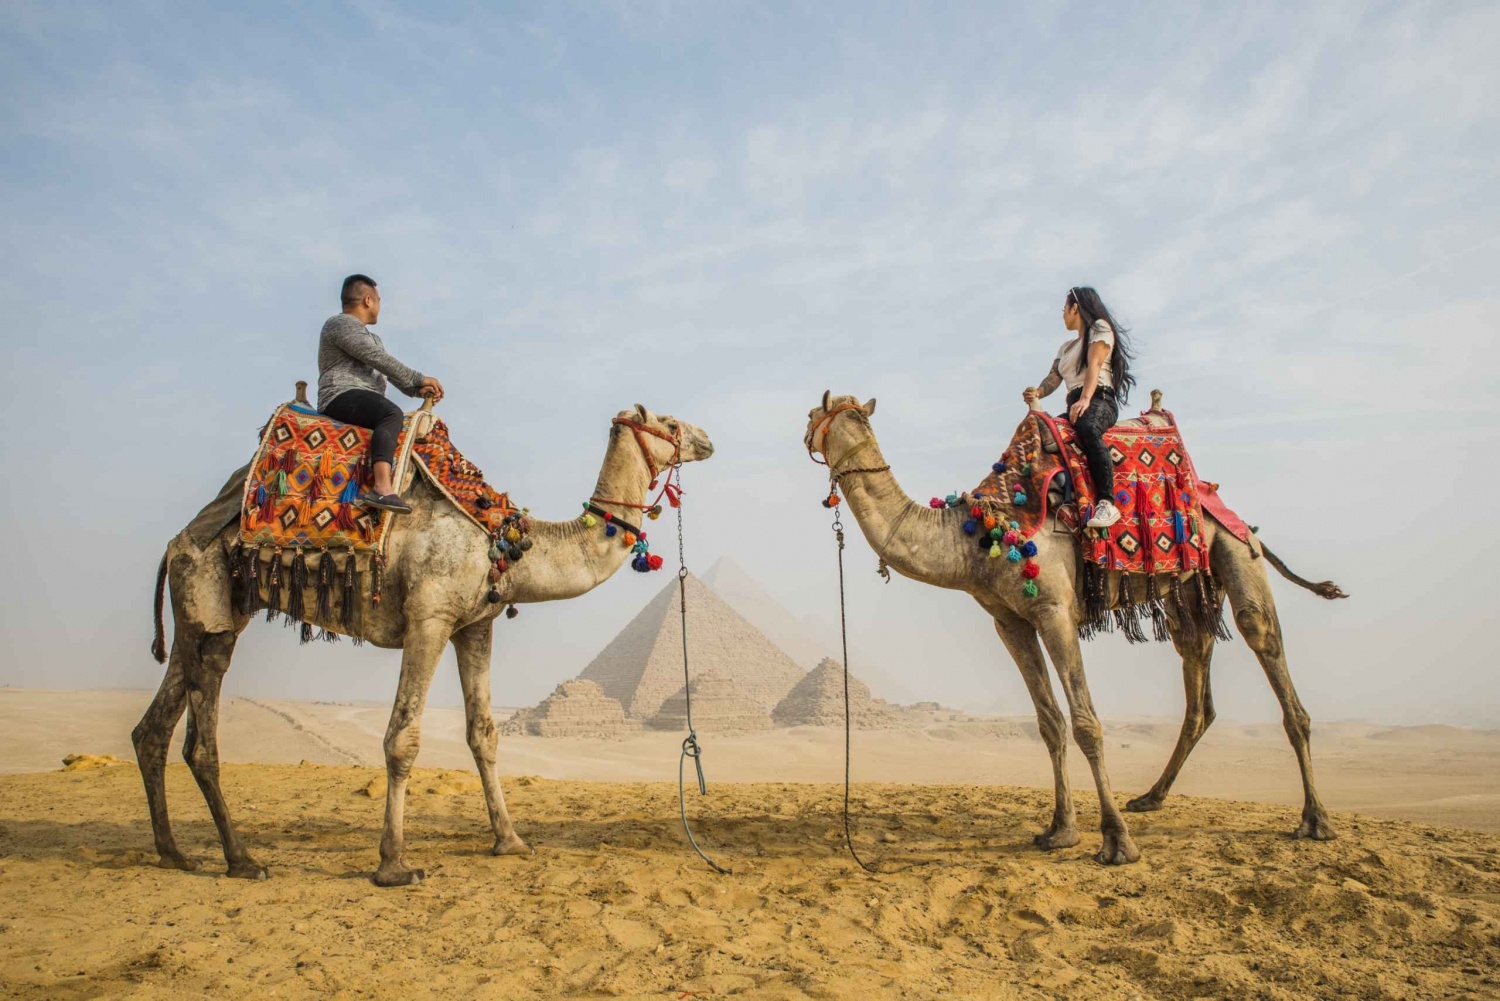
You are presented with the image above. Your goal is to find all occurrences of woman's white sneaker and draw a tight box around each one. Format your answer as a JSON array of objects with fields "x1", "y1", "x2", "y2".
[{"x1": 1086, "y1": 499, "x2": 1122, "y2": 528}]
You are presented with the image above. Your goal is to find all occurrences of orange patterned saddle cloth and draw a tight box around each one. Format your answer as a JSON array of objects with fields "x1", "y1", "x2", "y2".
[{"x1": 239, "y1": 403, "x2": 518, "y2": 557}]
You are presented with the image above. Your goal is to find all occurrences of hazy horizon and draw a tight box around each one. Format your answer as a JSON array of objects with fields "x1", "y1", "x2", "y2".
[{"x1": 3, "y1": 2, "x2": 1497, "y2": 730}]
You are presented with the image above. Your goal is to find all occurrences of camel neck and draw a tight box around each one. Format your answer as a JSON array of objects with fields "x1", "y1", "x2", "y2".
[{"x1": 833, "y1": 439, "x2": 971, "y2": 592}]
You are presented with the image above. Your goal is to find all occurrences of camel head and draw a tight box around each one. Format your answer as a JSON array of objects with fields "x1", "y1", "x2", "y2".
[
  {"x1": 804, "y1": 390, "x2": 877, "y2": 460},
  {"x1": 616, "y1": 404, "x2": 714, "y2": 470}
]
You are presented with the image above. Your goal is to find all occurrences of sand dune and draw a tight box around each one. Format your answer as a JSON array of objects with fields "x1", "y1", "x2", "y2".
[{"x1": 1, "y1": 761, "x2": 1498, "y2": 1000}]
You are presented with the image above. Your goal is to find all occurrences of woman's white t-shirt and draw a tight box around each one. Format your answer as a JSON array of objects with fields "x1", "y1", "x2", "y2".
[{"x1": 1055, "y1": 319, "x2": 1115, "y2": 392}]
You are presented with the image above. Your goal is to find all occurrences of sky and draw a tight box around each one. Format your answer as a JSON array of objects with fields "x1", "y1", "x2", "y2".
[{"x1": 2, "y1": 1, "x2": 1497, "y2": 728}]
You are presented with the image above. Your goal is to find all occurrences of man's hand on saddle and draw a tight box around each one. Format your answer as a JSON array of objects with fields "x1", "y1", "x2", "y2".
[{"x1": 420, "y1": 376, "x2": 445, "y2": 403}]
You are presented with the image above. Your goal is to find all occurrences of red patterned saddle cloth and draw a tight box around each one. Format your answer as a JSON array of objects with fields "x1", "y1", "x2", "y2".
[
  {"x1": 239, "y1": 403, "x2": 517, "y2": 557},
  {"x1": 969, "y1": 408, "x2": 1217, "y2": 575}
]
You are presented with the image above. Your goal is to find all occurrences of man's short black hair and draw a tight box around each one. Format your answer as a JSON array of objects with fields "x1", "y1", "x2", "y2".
[{"x1": 341, "y1": 274, "x2": 377, "y2": 307}]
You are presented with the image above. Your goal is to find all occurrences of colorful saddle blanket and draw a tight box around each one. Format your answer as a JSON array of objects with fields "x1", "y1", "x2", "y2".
[
  {"x1": 239, "y1": 403, "x2": 519, "y2": 556},
  {"x1": 968, "y1": 407, "x2": 1212, "y2": 576}
]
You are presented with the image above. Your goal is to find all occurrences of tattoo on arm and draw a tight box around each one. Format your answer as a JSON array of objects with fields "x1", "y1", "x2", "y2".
[{"x1": 1037, "y1": 362, "x2": 1062, "y2": 398}]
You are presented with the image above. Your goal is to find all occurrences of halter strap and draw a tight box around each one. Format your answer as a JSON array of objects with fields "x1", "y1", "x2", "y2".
[{"x1": 806, "y1": 402, "x2": 870, "y2": 466}]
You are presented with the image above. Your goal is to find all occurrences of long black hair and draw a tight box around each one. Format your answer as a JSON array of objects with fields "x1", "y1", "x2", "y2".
[{"x1": 1066, "y1": 286, "x2": 1136, "y2": 404}]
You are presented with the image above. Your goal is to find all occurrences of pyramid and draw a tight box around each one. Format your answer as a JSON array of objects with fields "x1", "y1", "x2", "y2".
[
  {"x1": 578, "y1": 572, "x2": 805, "y2": 720},
  {"x1": 772, "y1": 657, "x2": 904, "y2": 729},
  {"x1": 502, "y1": 680, "x2": 641, "y2": 738},
  {"x1": 647, "y1": 672, "x2": 773, "y2": 734},
  {"x1": 701, "y1": 557, "x2": 918, "y2": 704}
]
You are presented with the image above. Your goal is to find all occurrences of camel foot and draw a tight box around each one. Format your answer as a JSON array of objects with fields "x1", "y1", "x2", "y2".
[
  {"x1": 1294, "y1": 813, "x2": 1338, "y2": 842},
  {"x1": 372, "y1": 865, "x2": 426, "y2": 888},
  {"x1": 491, "y1": 833, "x2": 533, "y2": 857},
  {"x1": 226, "y1": 860, "x2": 270, "y2": 880},
  {"x1": 1125, "y1": 794, "x2": 1165, "y2": 813},
  {"x1": 1032, "y1": 825, "x2": 1081, "y2": 850},
  {"x1": 156, "y1": 852, "x2": 200, "y2": 872},
  {"x1": 1094, "y1": 832, "x2": 1141, "y2": 866}
]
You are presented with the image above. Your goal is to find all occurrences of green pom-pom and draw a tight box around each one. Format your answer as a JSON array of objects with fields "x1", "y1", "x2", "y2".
[{"x1": 1022, "y1": 580, "x2": 1039, "y2": 598}]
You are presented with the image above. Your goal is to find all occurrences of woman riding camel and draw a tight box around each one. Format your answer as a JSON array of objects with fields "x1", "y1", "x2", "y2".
[{"x1": 1023, "y1": 285, "x2": 1136, "y2": 529}]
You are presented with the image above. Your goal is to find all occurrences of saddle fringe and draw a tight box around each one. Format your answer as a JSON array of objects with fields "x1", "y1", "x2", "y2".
[{"x1": 1078, "y1": 562, "x2": 1230, "y2": 645}]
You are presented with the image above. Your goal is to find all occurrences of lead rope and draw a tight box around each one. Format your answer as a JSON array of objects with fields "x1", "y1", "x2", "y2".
[
  {"x1": 830, "y1": 501, "x2": 877, "y2": 874},
  {"x1": 674, "y1": 462, "x2": 731, "y2": 874}
]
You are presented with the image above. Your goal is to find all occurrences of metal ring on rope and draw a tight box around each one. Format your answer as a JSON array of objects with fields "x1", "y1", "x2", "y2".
[{"x1": 673, "y1": 463, "x2": 731, "y2": 874}]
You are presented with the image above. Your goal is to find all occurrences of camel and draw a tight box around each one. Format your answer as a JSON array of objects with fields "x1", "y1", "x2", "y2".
[
  {"x1": 804, "y1": 391, "x2": 1346, "y2": 865},
  {"x1": 135, "y1": 403, "x2": 713, "y2": 886}
]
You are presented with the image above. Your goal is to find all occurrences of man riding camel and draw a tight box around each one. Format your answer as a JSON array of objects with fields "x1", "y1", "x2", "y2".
[{"x1": 318, "y1": 274, "x2": 444, "y2": 515}]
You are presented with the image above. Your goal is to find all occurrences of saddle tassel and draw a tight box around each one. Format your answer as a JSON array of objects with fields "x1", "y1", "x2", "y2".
[
  {"x1": 339, "y1": 548, "x2": 357, "y2": 636},
  {"x1": 287, "y1": 547, "x2": 307, "y2": 627},
  {"x1": 264, "y1": 548, "x2": 283, "y2": 623},
  {"x1": 240, "y1": 548, "x2": 260, "y2": 616},
  {"x1": 1116, "y1": 574, "x2": 1148, "y2": 644}
]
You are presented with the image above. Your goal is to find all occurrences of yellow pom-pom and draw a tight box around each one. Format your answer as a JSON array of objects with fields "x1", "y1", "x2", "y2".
[
  {"x1": 989, "y1": 542, "x2": 1001, "y2": 558},
  {"x1": 582, "y1": 514, "x2": 596, "y2": 527}
]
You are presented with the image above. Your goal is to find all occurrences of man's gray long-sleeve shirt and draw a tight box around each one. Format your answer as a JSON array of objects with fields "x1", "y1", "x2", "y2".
[{"x1": 316, "y1": 314, "x2": 425, "y2": 411}]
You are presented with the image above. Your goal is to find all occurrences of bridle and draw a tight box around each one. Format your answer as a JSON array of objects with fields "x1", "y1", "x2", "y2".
[
  {"x1": 589, "y1": 416, "x2": 685, "y2": 528},
  {"x1": 806, "y1": 403, "x2": 889, "y2": 482}
]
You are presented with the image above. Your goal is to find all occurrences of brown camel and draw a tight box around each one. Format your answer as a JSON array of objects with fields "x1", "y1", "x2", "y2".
[
  {"x1": 805, "y1": 391, "x2": 1346, "y2": 865},
  {"x1": 135, "y1": 404, "x2": 713, "y2": 886}
]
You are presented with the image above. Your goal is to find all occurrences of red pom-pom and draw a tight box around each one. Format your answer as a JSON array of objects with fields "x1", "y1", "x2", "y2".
[
  {"x1": 970, "y1": 506, "x2": 983, "y2": 518},
  {"x1": 603, "y1": 512, "x2": 613, "y2": 521},
  {"x1": 647, "y1": 554, "x2": 663, "y2": 570},
  {"x1": 1021, "y1": 561, "x2": 1041, "y2": 579},
  {"x1": 639, "y1": 531, "x2": 647, "y2": 540}
]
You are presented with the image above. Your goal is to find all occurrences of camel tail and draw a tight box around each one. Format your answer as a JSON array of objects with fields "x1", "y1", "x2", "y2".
[
  {"x1": 1258, "y1": 541, "x2": 1348, "y2": 600},
  {"x1": 150, "y1": 551, "x2": 168, "y2": 663}
]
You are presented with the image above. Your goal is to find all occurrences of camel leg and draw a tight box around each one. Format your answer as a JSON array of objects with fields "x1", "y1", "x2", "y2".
[
  {"x1": 1127, "y1": 615, "x2": 1217, "y2": 812},
  {"x1": 131, "y1": 641, "x2": 198, "y2": 871},
  {"x1": 373, "y1": 620, "x2": 451, "y2": 887},
  {"x1": 991, "y1": 611, "x2": 1079, "y2": 848},
  {"x1": 1216, "y1": 539, "x2": 1336, "y2": 840},
  {"x1": 182, "y1": 630, "x2": 267, "y2": 879},
  {"x1": 453, "y1": 618, "x2": 531, "y2": 857},
  {"x1": 1033, "y1": 608, "x2": 1140, "y2": 865}
]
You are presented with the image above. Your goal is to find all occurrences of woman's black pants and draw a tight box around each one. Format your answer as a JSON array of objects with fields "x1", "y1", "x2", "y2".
[
  {"x1": 322, "y1": 389, "x2": 404, "y2": 467},
  {"x1": 1066, "y1": 386, "x2": 1118, "y2": 501}
]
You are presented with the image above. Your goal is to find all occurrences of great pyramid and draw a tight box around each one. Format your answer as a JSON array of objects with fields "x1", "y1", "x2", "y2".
[
  {"x1": 647, "y1": 672, "x2": 773, "y2": 734},
  {"x1": 578, "y1": 572, "x2": 805, "y2": 721},
  {"x1": 501, "y1": 680, "x2": 640, "y2": 738},
  {"x1": 772, "y1": 657, "x2": 905, "y2": 729}
]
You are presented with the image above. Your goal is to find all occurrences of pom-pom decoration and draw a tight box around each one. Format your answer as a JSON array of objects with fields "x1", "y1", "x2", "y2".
[
  {"x1": 1022, "y1": 580, "x2": 1039, "y2": 598},
  {"x1": 1002, "y1": 530, "x2": 1019, "y2": 546},
  {"x1": 962, "y1": 519, "x2": 977, "y2": 535},
  {"x1": 1013, "y1": 491, "x2": 1028, "y2": 505},
  {"x1": 582, "y1": 514, "x2": 596, "y2": 528},
  {"x1": 929, "y1": 498, "x2": 944, "y2": 509},
  {"x1": 945, "y1": 493, "x2": 960, "y2": 507},
  {"x1": 1006, "y1": 546, "x2": 1021, "y2": 562},
  {"x1": 983, "y1": 515, "x2": 997, "y2": 531},
  {"x1": 992, "y1": 461, "x2": 1007, "y2": 473},
  {"x1": 989, "y1": 542, "x2": 1001, "y2": 558},
  {"x1": 647, "y1": 554, "x2": 663, "y2": 570},
  {"x1": 1021, "y1": 560, "x2": 1041, "y2": 579},
  {"x1": 1020, "y1": 540, "x2": 1038, "y2": 558},
  {"x1": 605, "y1": 524, "x2": 617, "y2": 538}
]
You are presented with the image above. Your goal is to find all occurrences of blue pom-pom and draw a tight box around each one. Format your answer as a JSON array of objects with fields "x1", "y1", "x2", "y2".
[
  {"x1": 1013, "y1": 492, "x2": 1028, "y2": 505},
  {"x1": 962, "y1": 519, "x2": 977, "y2": 535},
  {"x1": 632, "y1": 555, "x2": 649, "y2": 572},
  {"x1": 945, "y1": 493, "x2": 960, "y2": 507},
  {"x1": 1006, "y1": 546, "x2": 1022, "y2": 562},
  {"x1": 1021, "y1": 540, "x2": 1038, "y2": 557},
  {"x1": 992, "y1": 461, "x2": 1007, "y2": 474},
  {"x1": 605, "y1": 524, "x2": 617, "y2": 537}
]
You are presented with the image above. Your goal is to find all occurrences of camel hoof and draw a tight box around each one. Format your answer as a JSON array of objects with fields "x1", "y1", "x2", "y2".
[
  {"x1": 491, "y1": 834, "x2": 533, "y2": 857},
  {"x1": 372, "y1": 866, "x2": 426, "y2": 888},
  {"x1": 1294, "y1": 814, "x2": 1338, "y2": 841},
  {"x1": 1033, "y1": 827, "x2": 1081, "y2": 850},
  {"x1": 227, "y1": 861, "x2": 270, "y2": 880},
  {"x1": 1126, "y1": 794, "x2": 1164, "y2": 813},
  {"x1": 156, "y1": 853, "x2": 200, "y2": 872},
  {"x1": 1094, "y1": 833, "x2": 1141, "y2": 866}
]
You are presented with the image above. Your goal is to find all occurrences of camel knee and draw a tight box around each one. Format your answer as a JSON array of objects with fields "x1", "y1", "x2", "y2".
[
  {"x1": 384, "y1": 720, "x2": 422, "y2": 778},
  {"x1": 1234, "y1": 605, "x2": 1284, "y2": 659},
  {"x1": 1070, "y1": 714, "x2": 1104, "y2": 755},
  {"x1": 466, "y1": 717, "x2": 497, "y2": 757},
  {"x1": 1183, "y1": 707, "x2": 1214, "y2": 743},
  {"x1": 1282, "y1": 705, "x2": 1312, "y2": 743}
]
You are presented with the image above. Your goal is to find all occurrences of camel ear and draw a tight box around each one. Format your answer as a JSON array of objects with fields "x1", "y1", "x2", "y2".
[
  {"x1": 862, "y1": 397, "x2": 877, "y2": 416},
  {"x1": 634, "y1": 403, "x2": 649, "y2": 421},
  {"x1": 822, "y1": 390, "x2": 831, "y2": 411}
]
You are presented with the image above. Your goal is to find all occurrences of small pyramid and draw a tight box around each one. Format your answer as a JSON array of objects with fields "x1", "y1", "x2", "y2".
[
  {"x1": 772, "y1": 657, "x2": 903, "y2": 729},
  {"x1": 502, "y1": 680, "x2": 641, "y2": 738},
  {"x1": 579, "y1": 572, "x2": 805, "y2": 720},
  {"x1": 647, "y1": 672, "x2": 772, "y2": 734}
]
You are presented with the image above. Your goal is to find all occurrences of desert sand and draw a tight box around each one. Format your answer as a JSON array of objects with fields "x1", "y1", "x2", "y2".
[{"x1": 1, "y1": 689, "x2": 1499, "y2": 999}]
